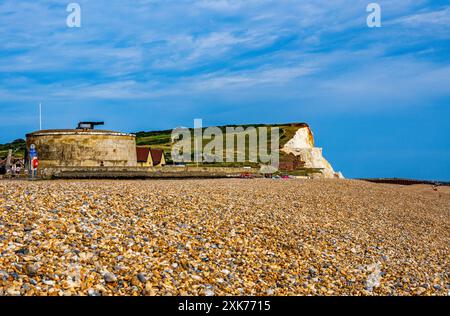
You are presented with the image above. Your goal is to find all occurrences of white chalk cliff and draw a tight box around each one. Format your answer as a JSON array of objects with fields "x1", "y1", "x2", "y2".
[{"x1": 282, "y1": 125, "x2": 344, "y2": 179}]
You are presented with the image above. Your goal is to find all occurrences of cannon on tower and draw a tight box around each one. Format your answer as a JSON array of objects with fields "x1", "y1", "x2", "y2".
[{"x1": 77, "y1": 122, "x2": 105, "y2": 130}]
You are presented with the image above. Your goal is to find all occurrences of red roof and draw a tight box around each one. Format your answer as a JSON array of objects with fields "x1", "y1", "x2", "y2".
[
  {"x1": 136, "y1": 147, "x2": 150, "y2": 163},
  {"x1": 150, "y1": 149, "x2": 164, "y2": 165},
  {"x1": 136, "y1": 147, "x2": 164, "y2": 165}
]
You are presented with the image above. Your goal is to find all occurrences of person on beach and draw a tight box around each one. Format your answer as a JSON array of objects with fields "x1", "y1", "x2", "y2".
[{"x1": 11, "y1": 164, "x2": 16, "y2": 178}]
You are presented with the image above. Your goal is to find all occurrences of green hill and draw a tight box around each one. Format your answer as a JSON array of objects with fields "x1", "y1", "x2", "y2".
[
  {"x1": 135, "y1": 123, "x2": 305, "y2": 166},
  {"x1": 0, "y1": 139, "x2": 26, "y2": 159}
]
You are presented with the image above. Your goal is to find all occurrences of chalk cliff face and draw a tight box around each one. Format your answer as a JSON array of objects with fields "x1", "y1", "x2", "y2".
[
  {"x1": 281, "y1": 125, "x2": 344, "y2": 179},
  {"x1": 283, "y1": 126, "x2": 315, "y2": 149}
]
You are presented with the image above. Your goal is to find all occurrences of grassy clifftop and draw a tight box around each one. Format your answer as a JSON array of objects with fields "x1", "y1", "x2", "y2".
[
  {"x1": 136, "y1": 123, "x2": 305, "y2": 147},
  {"x1": 135, "y1": 123, "x2": 306, "y2": 165}
]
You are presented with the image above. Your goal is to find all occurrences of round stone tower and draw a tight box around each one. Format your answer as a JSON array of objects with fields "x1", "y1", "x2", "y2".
[{"x1": 26, "y1": 127, "x2": 137, "y2": 168}]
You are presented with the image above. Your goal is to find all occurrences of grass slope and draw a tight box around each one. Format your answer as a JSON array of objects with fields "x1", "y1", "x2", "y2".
[
  {"x1": 135, "y1": 123, "x2": 305, "y2": 166},
  {"x1": 0, "y1": 139, "x2": 26, "y2": 159}
]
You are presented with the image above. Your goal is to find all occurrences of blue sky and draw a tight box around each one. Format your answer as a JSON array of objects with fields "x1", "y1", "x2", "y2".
[{"x1": 1, "y1": 0, "x2": 449, "y2": 180}]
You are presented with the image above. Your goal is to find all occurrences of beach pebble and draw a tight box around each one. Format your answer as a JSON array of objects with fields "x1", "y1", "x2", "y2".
[{"x1": 0, "y1": 179, "x2": 447, "y2": 296}]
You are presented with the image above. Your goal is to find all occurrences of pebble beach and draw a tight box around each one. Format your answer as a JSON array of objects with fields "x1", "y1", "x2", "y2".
[{"x1": 0, "y1": 179, "x2": 448, "y2": 296}]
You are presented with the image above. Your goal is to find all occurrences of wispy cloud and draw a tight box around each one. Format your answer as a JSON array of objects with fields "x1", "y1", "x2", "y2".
[{"x1": 0, "y1": 1, "x2": 449, "y2": 133}]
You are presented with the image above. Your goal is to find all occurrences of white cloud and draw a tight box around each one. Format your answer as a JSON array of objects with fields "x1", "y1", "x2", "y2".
[
  {"x1": 0, "y1": 0, "x2": 449, "y2": 112},
  {"x1": 391, "y1": 6, "x2": 450, "y2": 26}
]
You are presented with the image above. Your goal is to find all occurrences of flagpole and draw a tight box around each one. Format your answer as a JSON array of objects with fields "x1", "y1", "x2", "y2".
[{"x1": 39, "y1": 102, "x2": 42, "y2": 130}]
